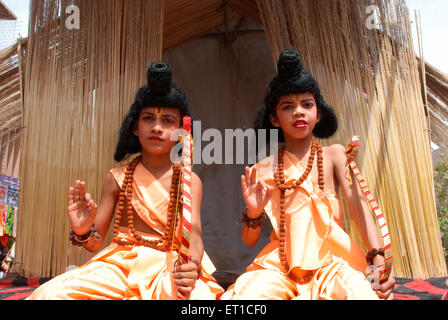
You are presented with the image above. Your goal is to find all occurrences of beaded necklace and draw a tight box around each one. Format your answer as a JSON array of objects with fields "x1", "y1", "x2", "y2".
[
  {"x1": 112, "y1": 155, "x2": 183, "y2": 250},
  {"x1": 273, "y1": 139, "x2": 325, "y2": 268}
]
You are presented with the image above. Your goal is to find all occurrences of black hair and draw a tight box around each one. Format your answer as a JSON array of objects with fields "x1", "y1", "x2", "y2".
[
  {"x1": 114, "y1": 61, "x2": 191, "y2": 162},
  {"x1": 255, "y1": 49, "x2": 338, "y2": 142}
]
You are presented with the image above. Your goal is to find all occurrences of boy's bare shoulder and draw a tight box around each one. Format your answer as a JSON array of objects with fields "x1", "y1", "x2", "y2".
[
  {"x1": 323, "y1": 143, "x2": 346, "y2": 156},
  {"x1": 323, "y1": 143, "x2": 347, "y2": 166},
  {"x1": 105, "y1": 169, "x2": 120, "y2": 189}
]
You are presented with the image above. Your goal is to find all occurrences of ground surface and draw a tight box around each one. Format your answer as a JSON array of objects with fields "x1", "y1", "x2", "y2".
[{"x1": 1, "y1": 272, "x2": 447, "y2": 300}]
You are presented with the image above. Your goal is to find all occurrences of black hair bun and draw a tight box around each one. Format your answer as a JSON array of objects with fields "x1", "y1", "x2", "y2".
[
  {"x1": 147, "y1": 61, "x2": 172, "y2": 95},
  {"x1": 277, "y1": 49, "x2": 303, "y2": 82}
]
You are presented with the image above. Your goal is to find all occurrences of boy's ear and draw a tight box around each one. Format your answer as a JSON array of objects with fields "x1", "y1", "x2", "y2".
[
  {"x1": 269, "y1": 113, "x2": 281, "y2": 128},
  {"x1": 132, "y1": 122, "x2": 138, "y2": 136},
  {"x1": 316, "y1": 107, "x2": 322, "y2": 123}
]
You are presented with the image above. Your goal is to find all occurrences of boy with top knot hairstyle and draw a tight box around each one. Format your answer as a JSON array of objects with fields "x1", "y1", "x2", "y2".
[
  {"x1": 222, "y1": 49, "x2": 395, "y2": 300},
  {"x1": 28, "y1": 62, "x2": 224, "y2": 300}
]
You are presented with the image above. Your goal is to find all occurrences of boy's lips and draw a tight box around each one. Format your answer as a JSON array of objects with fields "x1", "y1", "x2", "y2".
[
  {"x1": 148, "y1": 136, "x2": 164, "y2": 142},
  {"x1": 293, "y1": 119, "x2": 308, "y2": 128}
]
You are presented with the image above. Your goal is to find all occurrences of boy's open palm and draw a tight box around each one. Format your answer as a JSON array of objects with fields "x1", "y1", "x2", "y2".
[
  {"x1": 68, "y1": 180, "x2": 97, "y2": 235},
  {"x1": 241, "y1": 167, "x2": 274, "y2": 217}
]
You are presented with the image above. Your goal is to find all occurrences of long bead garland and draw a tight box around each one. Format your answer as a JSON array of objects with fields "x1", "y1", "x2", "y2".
[
  {"x1": 112, "y1": 154, "x2": 183, "y2": 250},
  {"x1": 274, "y1": 139, "x2": 325, "y2": 269}
]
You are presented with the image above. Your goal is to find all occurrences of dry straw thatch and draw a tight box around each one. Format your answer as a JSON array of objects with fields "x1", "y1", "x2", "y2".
[
  {"x1": 0, "y1": 39, "x2": 25, "y2": 179},
  {"x1": 12, "y1": 0, "x2": 447, "y2": 279},
  {"x1": 15, "y1": 0, "x2": 164, "y2": 277}
]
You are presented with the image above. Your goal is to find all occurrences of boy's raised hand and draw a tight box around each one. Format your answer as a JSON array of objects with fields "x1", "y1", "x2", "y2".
[
  {"x1": 68, "y1": 180, "x2": 97, "y2": 235},
  {"x1": 241, "y1": 166, "x2": 274, "y2": 218}
]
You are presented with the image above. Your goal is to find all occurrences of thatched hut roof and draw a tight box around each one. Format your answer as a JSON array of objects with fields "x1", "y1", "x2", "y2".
[
  {"x1": 0, "y1": 39, "x2": 25, "y2": 178},
  {"x1": 420, "y1": 59, "x2": 448, "y2": 157},
  {"x1": 163, "y1": 0, "x2": 260, "y2": 51},
  {"x1": 0, "y1": 1, "x2": 16, "y2": 20}
]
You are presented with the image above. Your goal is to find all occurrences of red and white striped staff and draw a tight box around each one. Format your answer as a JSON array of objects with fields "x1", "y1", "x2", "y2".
[
  {"x1": 177, "y1": 116, "x2": 193, "y2": 299},
  {"x1": 346, "y1": 136, "x2": 393, "y2": 282}
]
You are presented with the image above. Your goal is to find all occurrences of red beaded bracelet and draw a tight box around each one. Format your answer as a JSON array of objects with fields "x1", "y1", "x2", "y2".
[
  {"x1": 241, "y1": 208, "x2": 267, "y2": 229},
  {"x1": 69, "y1": 224, "x2": 100, "y2": 246}
]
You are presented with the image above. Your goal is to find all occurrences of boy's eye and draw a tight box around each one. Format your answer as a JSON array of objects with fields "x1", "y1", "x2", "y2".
[
  {"x1": 163, "y1": 118, "x2": 175, "y2": 124},
  {"x1": 304, "y1": 103, "x2": 314, "y2": 108},
  {"x1": 142, "y1": 115, "x2": 154, "y2": 120},
  {"x1": 282, "y1": 105, "x2": 292, "y2": 110}
]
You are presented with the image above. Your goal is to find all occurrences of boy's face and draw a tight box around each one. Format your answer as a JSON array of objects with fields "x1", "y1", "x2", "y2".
[
  {"x1": 270, "y1": 92, "x2": 321, "y2": 141},
  {"x1": 133, "y1": 107, "x2": 181, "y2": 156}
]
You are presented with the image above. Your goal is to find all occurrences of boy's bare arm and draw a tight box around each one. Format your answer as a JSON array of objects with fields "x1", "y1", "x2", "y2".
[
  {"x1": 331, "y1": 144, "x2": 383, "y2": 263},
  {"x1": 240, "y1": 166, "x2": 273, "y2": 247},
  {"x1": 68, "y1": 173, "x2": 119, "y2": 252},
  {"x1": 331, "y1": 143, "x2": 397, "y2": 298},
  {"x1": 189, "y1": 172, "x2": 204, "y2": 263}
]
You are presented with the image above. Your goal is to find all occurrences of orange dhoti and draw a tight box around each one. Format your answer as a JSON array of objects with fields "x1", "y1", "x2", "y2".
[
  {"x1": 27, "y1": 236, "x2": 223, "y2": 300},
  {"x1": 28, "y1": 163, "x2": 224, "y2": 300},
  {"x1": 222, "y1": 151, "x2": 378, "y2": 300}
]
